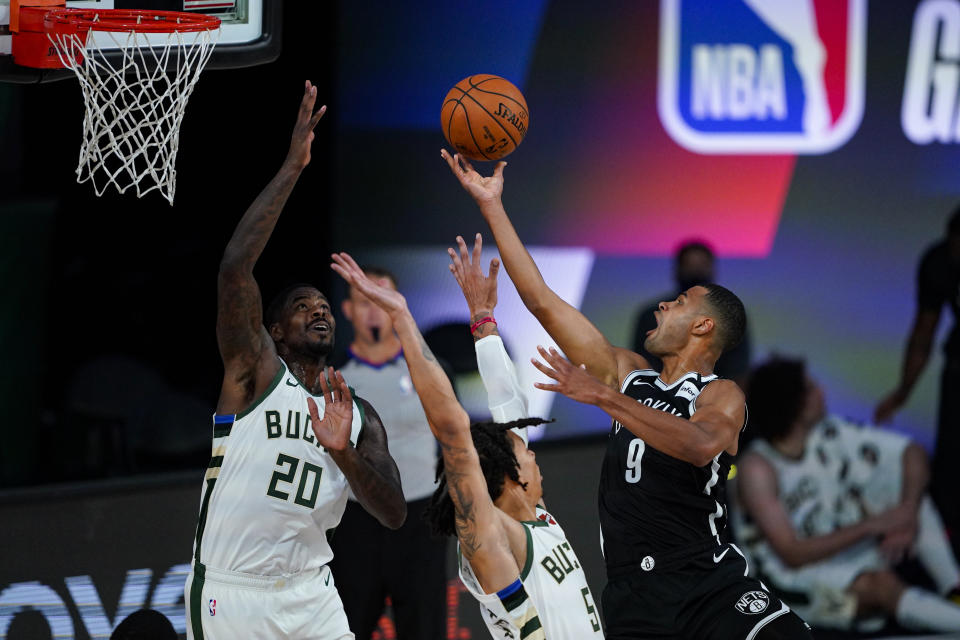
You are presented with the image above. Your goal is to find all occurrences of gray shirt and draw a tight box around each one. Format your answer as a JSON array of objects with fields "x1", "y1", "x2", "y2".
[{"x1": 342, "y1": 349, "x2": 439, "y2": 502}]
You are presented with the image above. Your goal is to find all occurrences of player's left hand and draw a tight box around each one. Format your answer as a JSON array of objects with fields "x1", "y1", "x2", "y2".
[
  {"x1": 307, "y1": 367, "x2": 354, "y2": 452},
  {"x1": 448, "y1": 233, "x2": 500, "y2": 317},
  {"x1": 532, "y1": 345, "x2": 607, "y2": 405}
]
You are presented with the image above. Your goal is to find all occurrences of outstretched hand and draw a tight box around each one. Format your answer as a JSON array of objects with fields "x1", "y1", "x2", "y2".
[
  {"x1": 331, "y1": 252, "x2": 408, "y2": 317},
  {"x1": 531, "y1": 345, "x2": 608, "y2": 406},
  {"x1": 440, "y1": 149, "x2": 506, "y2": 205},
  {"x1": 286, "y1": 80, "x2": 327, "y2": 171},
  {"x1": 448, "y1": 233, "x2": 500, "y2": 316},
  {"x1": 307, "y1": 367, "x2": 353, "y2": 452}
]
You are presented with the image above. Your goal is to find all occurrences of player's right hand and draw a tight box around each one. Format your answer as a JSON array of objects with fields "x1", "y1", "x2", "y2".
[
  {"x1": 441, "y1": 149, "x2": 505, "y2": 205},
  {"x1": 331, "y1": 252, "x2": 409, "y2": 318},
  {"x1": 448, "y1": 233, "x2": 500, "y2": 316},
  {"x1": 285, "y1": 80, "x2": 327, "y2": 171}
]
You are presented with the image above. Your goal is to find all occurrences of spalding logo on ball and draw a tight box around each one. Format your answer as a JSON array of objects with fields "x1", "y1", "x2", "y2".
[{"x1": 440, "y1": 74, "x2": 529, "y2": 161}]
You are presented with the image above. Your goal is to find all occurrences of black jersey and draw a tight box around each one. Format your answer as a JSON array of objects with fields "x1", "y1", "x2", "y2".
[{"x1": 598, "y1": 369, "x2": 745, "y2": 576}]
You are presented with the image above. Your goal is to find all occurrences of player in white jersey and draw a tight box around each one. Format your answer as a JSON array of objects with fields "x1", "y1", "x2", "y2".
[
  {"x1": 332, "y1": 243, "x2": 603, "y2": 639},
  {"x1": 185, "y1": 82, "x2": 406, "y2": 640},
  {"x1": 735, "y1": 356, "x2": 960, "y2": 634},
  {"x1": 448, "y1": 233, "x2": 603, "y2": 639}
]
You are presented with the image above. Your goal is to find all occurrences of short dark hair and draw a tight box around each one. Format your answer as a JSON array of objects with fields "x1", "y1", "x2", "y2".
[
  {"x1": 746, "y1": 356, "x2": 807, "y2": 443},
  {"x1": 701, "y1": 283, "x2": 746, "y2": 352},
  {"x1": 424, "y1": 417, "x2": 551, "y2": 537},
  {"x1": 265, "y1": 283, "x2": 322, "y2": 328},
  {"x1": 675, "y1": 240, "x2": 714, "y2": 265},
  {"x1": 360, "y1": 265, "x2": 399, "y2": 289},
  {"x1": 110, "y1": 609, "x2": 177, "y2": 640}
]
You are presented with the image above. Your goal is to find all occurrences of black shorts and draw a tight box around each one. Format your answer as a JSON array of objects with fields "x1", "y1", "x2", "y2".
[{"x1": 602, "y1": 542, "x2": 797, "y2": 639}]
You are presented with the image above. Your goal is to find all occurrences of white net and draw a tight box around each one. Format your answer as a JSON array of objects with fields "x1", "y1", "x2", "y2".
[{"x1": 49, "y1": 26, "x2": 218, "y2": 204}]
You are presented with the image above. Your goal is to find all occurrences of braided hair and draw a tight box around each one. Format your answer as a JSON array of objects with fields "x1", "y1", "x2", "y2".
[{"x1": 424, "y1": 417, "x2": 552, "y2": 537}]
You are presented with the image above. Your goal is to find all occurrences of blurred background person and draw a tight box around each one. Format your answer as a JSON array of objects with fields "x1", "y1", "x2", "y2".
[
  {"x1": 734, "y1": 356, "x2": 960, "y2": 635},
  {"x1": 328, "y1": 267, "x2": 447, "y2": 639},
  {"x1": 632, "y1": 241, "x2": 752, "y2": 385},
  {"x1": 110, "y1": 609, "x2": 178, "y2": 640},
  {"x1": 875, "y1": 207, "x2": 960, "y2": 558}
]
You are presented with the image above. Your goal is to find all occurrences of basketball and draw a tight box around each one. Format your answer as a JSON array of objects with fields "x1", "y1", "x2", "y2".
[{"x1": 440, "y1": 74, "x2": 529, "y2": 162}]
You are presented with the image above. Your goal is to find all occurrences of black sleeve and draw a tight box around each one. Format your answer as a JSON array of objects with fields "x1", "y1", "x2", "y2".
[{"x1": 917, "y1": 244, "x2": 945, "y2": 311}]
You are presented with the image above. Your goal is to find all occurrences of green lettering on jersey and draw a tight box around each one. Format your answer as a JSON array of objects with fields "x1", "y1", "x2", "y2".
[
  {"x1": 286, "y1": 410, "x2": 300, "y2": 439},
  {"x1": 265, "y1": 410, "x2": 282, "y2": 439},
  {"x1": 303, "y1": 415, "x2": 315, "y2": 444},
  {"x1": 540, "y1": 555, "x2": 566, "y2": 584}
]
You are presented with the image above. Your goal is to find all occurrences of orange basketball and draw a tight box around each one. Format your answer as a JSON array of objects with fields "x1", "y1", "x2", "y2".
[{"x1": 440, "y1": 74, "x2": 529, "y2": 161}]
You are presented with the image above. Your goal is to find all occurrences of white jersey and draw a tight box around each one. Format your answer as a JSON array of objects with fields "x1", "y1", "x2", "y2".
[
  {"x1": 459, "y1": 507, "x2": 602, "y2": 640},
  {"x1": 191, "y1": 358, "x2": 363, "y2": 576},
  {"x1": 735, "y1": 415, "x2": 909, "y2": 549}
]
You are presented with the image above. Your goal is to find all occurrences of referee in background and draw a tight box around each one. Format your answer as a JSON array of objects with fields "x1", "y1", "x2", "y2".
[{"x1": 329, "y1": 267, "x2": 447, "y2": 639}]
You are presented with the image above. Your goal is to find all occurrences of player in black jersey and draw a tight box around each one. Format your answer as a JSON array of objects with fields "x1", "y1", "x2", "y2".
[{"x1": 442, "y1": 150, "x2": 813, "y2": 640}]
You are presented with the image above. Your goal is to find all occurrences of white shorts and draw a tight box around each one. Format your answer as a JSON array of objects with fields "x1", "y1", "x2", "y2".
[
  {"x1": 185, "y1": 563, "x2": 353, "y2": 640},
  {"x1": 761, "y1": 540, "x2": 885, "y2": 630}
]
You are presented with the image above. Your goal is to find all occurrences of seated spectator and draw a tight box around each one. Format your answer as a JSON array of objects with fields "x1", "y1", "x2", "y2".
[{"x1": 733, "y1": 356, "x2": 960, "y2": 634}]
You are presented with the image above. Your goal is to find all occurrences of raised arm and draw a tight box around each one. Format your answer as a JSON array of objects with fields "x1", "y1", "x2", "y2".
[
  {"x1": 216, "y1": 81, "x2": 327, "y2": 414},
  {"x1": 330, "y1": 251, "x2": 524, "y2": 591},
  {"x1": 447, "y1": 234, "x2": 529, "y2": 428},
  {"x1": 441, "y1": 150, "x2": 643, "y2": 388},
  {"x1": 874, "y1": 308, "x2": 940, "y2": 422}
]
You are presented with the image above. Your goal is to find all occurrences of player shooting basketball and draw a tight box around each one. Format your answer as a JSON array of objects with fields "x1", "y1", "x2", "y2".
[
  {"x1": 184, "y1": 82, "x2": 405, "y2": 640},
  {"x1": 331, "y1": 241, "x2": 602, "y2": 640},
  {"x1": 441, "y1": 150, "x2": 814, "y2": 639}
]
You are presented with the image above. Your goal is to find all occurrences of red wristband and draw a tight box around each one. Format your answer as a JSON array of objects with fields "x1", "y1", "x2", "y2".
[{"x1": 470, "y1": 316, "x2": 496, "y2": 334}]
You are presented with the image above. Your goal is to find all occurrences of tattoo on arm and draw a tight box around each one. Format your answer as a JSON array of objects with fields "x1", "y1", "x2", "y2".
[
  {"x1": 418, "y1": 334, "x2": 438, "y2": 363},
  {"x1": 440, "y1": 441, "x2": 485, "y2": 559}
]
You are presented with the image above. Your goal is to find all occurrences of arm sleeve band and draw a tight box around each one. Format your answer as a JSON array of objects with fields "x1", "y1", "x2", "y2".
[{"x1": 475, "y1": 334, "x2": 530, "y2": 445}]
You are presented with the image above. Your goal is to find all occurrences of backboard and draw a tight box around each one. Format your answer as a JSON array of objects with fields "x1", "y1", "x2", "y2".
[{"x1": 0, "y1": 0, "x2": 281, "y2": 82}]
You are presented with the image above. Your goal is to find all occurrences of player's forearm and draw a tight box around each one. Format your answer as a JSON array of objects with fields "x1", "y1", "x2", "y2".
[
  {"x1": 470, "y1": 308, "x2": 499, "y2": 342},
  {"x1": 476, "y1": 334, "x2": 529, "y2": 423},
  {"x1": 773, "y1": 520, "x2": 877, "y2": 568},
  {"x1": 221, "y1": 164, "x2": 303, "y2": 272},
  {"x1": 899, "y1": 442, "x2": 929, "y2": 511},
  {"x1": 896, "y1": 324, "x2": 934, "y2": 396},
  {"x1": 478, "y1": 199, "x2": 554, "y2": 313},
  {"x1": 330, "y1": 445, "x2": 406, "y2": 529},
  {"x1": 595, "y1": 386, "x2": 723, "y2": 466},
  {"x1": 391, "y1": 312, "x2": 469, "y2": 438}
]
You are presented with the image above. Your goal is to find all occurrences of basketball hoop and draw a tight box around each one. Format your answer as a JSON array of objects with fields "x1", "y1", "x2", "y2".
[{"x1": 11, "y1": 1, "x2": 221, "y2": 204}]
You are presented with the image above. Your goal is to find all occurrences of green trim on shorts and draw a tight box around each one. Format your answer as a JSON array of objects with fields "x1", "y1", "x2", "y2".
[{"x1": 189, "y1": 562, "x2": 206, "y2": 640}]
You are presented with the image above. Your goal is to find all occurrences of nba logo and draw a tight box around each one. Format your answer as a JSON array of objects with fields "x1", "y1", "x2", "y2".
[
  {"x1": 658, "y1": 0, "x2": 867, "y2": 154},
  {"x1": 208, "y1": 598, "x2": 217, "y2": 616}
]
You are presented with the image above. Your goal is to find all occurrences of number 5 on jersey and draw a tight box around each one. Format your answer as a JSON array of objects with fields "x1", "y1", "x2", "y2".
[{"x1": 266, "y1": 453, "x2": 323, "y2": 508}]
